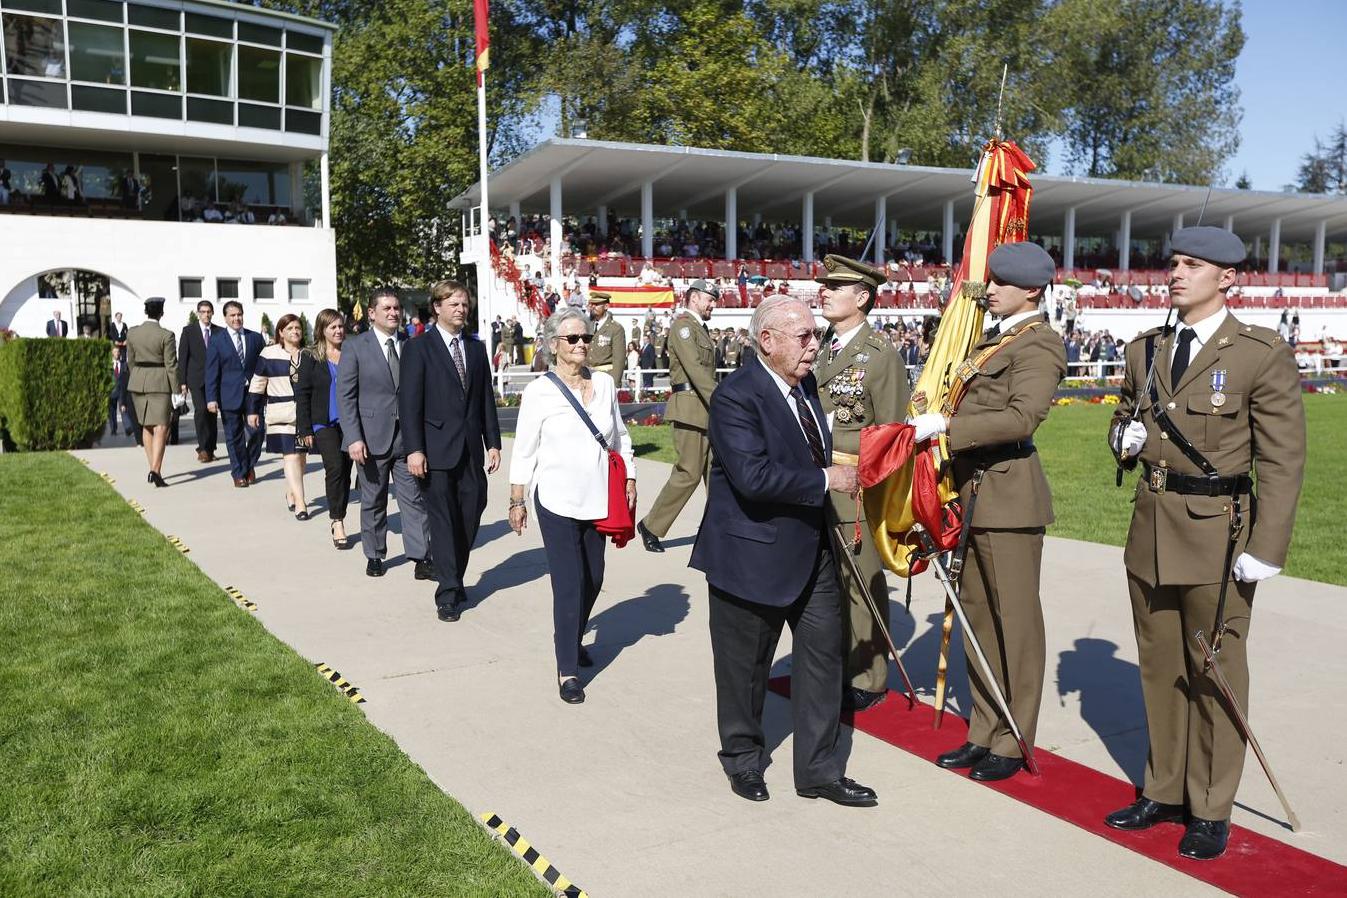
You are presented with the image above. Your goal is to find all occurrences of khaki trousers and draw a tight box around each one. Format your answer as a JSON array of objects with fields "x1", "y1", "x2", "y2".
[
  {"x1": 831, "y1": 512, "x2": 890, "y2": 693},
  {"x1": 643, "y1": 423, "x2": 710, "y2": 538},
  {"x1": 960, "y1": 528, "x2": 1046, "y2": 758},
  {"x1": 1127, "y1": 573, "x2": 1255, "y2": 820}
]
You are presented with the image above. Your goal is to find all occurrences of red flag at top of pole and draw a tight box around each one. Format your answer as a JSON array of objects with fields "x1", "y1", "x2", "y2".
[{"x1": 474, "y1": 0, "x2": 489, "y2": 86}]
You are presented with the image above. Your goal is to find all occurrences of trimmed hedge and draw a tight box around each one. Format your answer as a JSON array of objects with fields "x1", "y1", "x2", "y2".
[{"x1": 0, "y1": 338, "x2": 112, "y2": 451}]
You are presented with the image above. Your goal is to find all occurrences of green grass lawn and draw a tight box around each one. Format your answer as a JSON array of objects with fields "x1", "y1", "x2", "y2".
[{"x1": 0, "y1": 453, "x2": 548, "y2": 898}]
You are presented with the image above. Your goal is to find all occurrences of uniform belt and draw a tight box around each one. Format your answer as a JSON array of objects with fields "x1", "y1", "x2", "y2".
[
  {"x1": 832, "y1": 450, "x2": 859, "y2": 466},
  {"x1": 135, "y1": 362, "x2": 165, "y2": 368},
  {"x1": 1143, "y1": 463, "x2": 1252, "y2": 496},
  {"x1": 670, "y1": 382, "x2": 694, "y2": 394},
  {"x1": 592, "y1": 364, "x2": 613, "y2": 372},
  {"x1": 963, "y1": 440, "x2": 1034, "y2": 465}
]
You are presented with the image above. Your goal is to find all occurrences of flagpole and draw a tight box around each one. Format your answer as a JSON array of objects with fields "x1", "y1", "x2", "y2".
[{"x1": 476, "y1": 69, "x2": 491, "y2": 342}]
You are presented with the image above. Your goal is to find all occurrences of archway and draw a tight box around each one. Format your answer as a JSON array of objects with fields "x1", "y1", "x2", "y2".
[{"x1": 0, "y1": 269, "x2": 140, "y2": 338}]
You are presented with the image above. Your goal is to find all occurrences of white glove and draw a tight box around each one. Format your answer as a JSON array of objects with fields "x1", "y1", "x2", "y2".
[
  {"x1": 1117, "y1": 420, "x2": 1147, "y2": 457},
  {"x1": 1232, "y1": 553, "x2": 1281, "y2": 583},
  {"x1": 909, "y1": 413, "x2": 948, "y2": 443}
]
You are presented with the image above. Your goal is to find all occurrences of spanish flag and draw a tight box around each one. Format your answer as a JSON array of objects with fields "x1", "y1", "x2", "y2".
[{"x1": 474, "y1": 0, "x2": 489, "y2": 86}]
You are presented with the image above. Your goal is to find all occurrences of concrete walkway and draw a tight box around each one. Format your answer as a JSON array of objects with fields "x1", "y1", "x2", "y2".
[{"x1": 74, "y1": 442, "x2": 1347, "y2": 897}]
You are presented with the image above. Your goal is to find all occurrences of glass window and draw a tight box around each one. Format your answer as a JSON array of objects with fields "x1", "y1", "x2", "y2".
[
  {"x1": 71, "y1": 84, "x2": 126, "y2": 112},
  {"x1": 130, "y1": 89, "x2": 178, "y2": 117},
  {"x1": 185, "y1": 13, "x2": 231, "y2": 39},
  {"x1": 285, "y1": 54, "x2": 321, "y2": 109},
  {"x1": 130, "y1": 29, "x2": 180, "y2": 90},
  {"x1": 217, "y1": 278, "x2": 239, "y2": 299},
  {"x1": 215, "y1": 159, "x2": 290, "y2": 207},
  {"x1": 253, "y1": 279, "x2": 275, "y2": 300},
  {"x1": 4, "y1": 0, "x2": 62, "y2": 14},
  {"x1": 0, "y1": 143, "x2": 129, "y2": 200},
  {"x1": 186, "y1": 37, "x2": 230, "y2": 96},
  {"x1": 69, "y1": 21, "x2": 125, "y2": 84},
  {"x1": 238, "y1": 103, "x2": 280, "y2": 130},
  {"x1": 288, "y1": 279, "x2": 310, "y2": 301},
  {"x1": 180, "y1": 277, "x2": 203, "y2": 300},
  {"x1": 7, "y1": 77, "x2": 65, "y2": 106},
  {"x1": 67, "y1": 0, "x2": 124, "y2": 24},
  {"x1": 127, "y1": 4, "x2": 177, "y2": 30},
  {"x1": 237, "y1": 21, "x2": 281, "y2": 46},
  {"x1": 286, "y1": 30, "x2": 322, "y2": 54},
  {"x1": 4, "y1": 13, "x2": 66, "y2": 78},
  {"x1": 285, "y1": 109, "x2": 321, "y2": 136},
  {"x1": 137, "y1": 152, "x2": 178, "y2": 221},
  {"x1": 178, "y1": 156, "x2": 215, "y2": 218},
  {"x1": 237, "y1": 45, "x2": 279, "y2": 102},
  {"x1": 186, "y1": 96, "x2": 231, "y2": 124}
]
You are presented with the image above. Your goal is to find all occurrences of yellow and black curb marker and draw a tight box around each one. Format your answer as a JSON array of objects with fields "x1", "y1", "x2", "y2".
[
  {"x1": 479, "y1": 812, "x2": 588, "y2": 898},
  {"x1": 314, "y1": 663, "x2": 366, "y2": 704},
  {"x1": 98, "y1": 471, "x2": 116, "y2": 484},
  {"x1": 222, "y1": 585, "x2": 258, "y2": 613},
  {"x1": 165, "y1": 534, "x2": 190, "y2": 554},
  {"x1": 127, "y1": 499, "x2": 146, "y2": 515}
]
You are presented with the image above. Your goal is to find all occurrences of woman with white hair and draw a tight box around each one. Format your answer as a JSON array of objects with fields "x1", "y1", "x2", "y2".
[{"x1": 507, "y1": 307, "x2": 636, "y2": 704}]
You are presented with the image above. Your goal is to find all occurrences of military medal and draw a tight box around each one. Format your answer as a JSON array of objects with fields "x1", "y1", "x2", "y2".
[
  {"x1": 855, "y1": 352, "x2": 870, "y2": 363},
  {"x1": 1210, "y1": 369, "x2": 1227, "y2": 408}
]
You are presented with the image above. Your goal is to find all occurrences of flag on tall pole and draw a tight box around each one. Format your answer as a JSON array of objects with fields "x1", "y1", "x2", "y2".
[
  {"x1": 474, "y1": 0, "x2": 490, "y2": 86},
  {"x1": 473, "y1": 0, "x2": 492, "y2": 339}
]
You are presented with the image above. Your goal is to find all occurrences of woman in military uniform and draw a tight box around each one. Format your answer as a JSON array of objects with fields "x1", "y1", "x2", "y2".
[{"x1": 126, "y1": 297, "x2": 181, "y2": 487}]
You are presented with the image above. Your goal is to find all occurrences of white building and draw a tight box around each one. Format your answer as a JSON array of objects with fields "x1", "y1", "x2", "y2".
[{"x1": 0, "y1": 0, "x2": 336, "y2": 338}]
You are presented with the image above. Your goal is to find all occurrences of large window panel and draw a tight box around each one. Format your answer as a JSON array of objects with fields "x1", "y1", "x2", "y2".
[
  {"x1": 69, "y1": 22, "x2": 125, "y2": 84},
  {"x1": 71, "y1": 83, "x2": 126, "y2": 112},
  {"x1": 127, "y1": 4, "x2": 178, "y2": 31},
  {"x1": 178, "y1": 156, "x2": 216, "y2": 218},
  {"x1": 137, "y1": 153, "x2": 179, "y2": 221},
  {"x1": 67, "y1": 0, "x2": 125, "y2": 24},
  {"x1": 237, "y1": 45, "x2": 279, "y2": 102},
  {"x1": 4, "y1": 13, "x2": 66, "y2": 78},
  {"x1": 129, "y1": 29, "x2": 180, "y2": 90},
  {"x1": 186, "y1": 37, "x2": 230, "y2": 96},
  {"x1": 7, "y1": 77, "x2": 65, "y2": 106},
  {"x1": 215, "y1": 159, "x2": 290, "y2": 207},
  {"x1": 185, "y1": 13, "x2": 231, "y2": 39},
  {"x1": 284, "y1": 54, "x2": 321, "y2": 109},
  {"x1": 3, "y1": 0, "x2": 62, "y2": 14}
]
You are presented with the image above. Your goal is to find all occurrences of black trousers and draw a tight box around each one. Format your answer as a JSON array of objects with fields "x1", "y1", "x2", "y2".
[
  {"x1": 709, "y1": 545, "x2": 845, "y2": 789},
  {"x1": 312, "y1": 425, "x2": 353, "y2": 521},
  {"x1": 535, "y1": 490, "x2": 605, "y2": 678},
  {"x1": 424, "y1": 453, "x2": 487, "y2": 609},
  {"x1": 220, "y1": 408, "x2": 263, "y2": 481},
  {"x1": 189, "y1": 384, "x2": 218, "y2": 452}
]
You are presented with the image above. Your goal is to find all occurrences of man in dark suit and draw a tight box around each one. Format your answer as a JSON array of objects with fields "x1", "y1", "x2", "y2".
[
  {"x1": 108, "y1": 346, "x2": 139, "y2": 440},
  {"x1": 45, "y1": 310, "x2": 68, "y2": 338},
  {"x1": 205, "y1": 300, "x2": 265, "y2": 486},
  {"x1": 690, "y1": 295, "x2": 876, "y2": 808},
  {"x1": 178, "y1": 300, "x2": 224, "y2": 462},
  {"x1": 107, "y1": 312, "x2": 129, "y2": 358},
  {"x1": 401, "y1": 281, "x2": 503, "y2": 621},
  {"x1": 638, "y1": 334, "x2": 657, "y2": 389}
]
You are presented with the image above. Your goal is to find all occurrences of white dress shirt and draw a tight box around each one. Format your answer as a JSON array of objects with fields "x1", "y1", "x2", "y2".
[
  {"x1": 1171, "y1": 307, "x2": 1228, "y2": 371},
  {"x1": 435, "y1": 323, "x2": 467, "y2": 379},
  {"x1": 509, "y1": 371, "x2": 635, "y2": 520},
  {"x1": 986, "y1": 309, "x2": 1041, "y2": 336},
  {"x1": 759, "y1": 359, "x2": 828, "y2": 493}
]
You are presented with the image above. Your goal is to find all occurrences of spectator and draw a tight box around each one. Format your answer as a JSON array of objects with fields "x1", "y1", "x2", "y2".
[
  {"x1": 250, "y1": 313, "x2": 309, "y2": 519},
  {"x1": 205, "y1": 300, "x2": 266, "y2": 488},
  {"x1": 79, "y1": 324, "x2": 94, "y2": 339},
  {"x1": 297, "y1": 309, "x2": 354, "y2": 548},
  {"x1": 639, "y1": 334, "x2": 657, "y2": 389},
  {"x1": 107, "y1": 312, "x2": 128, "y2": 358},
  {"x1": 625, "y1": 341, "x2": 640, "y2": 386},
  {"x1": 45, "y1": 309, "x2": 68, "y2": 338},
  {"x1": 40, "y1": 163, "x2": 59, "y2": 201},
  {"x1": 126, "y1": 297, "x2": 180, "y2": 488},
  {"x1": 178, "y1": 300, "x2": 224, "y2": 463},
  {"x1": 507, "y1": 307, "x2": 636, "y2": 704},
  {"x1": 0, "y1": 159, "x2": 11, "y2": 204},
  {"x1": 107, "y1": 346, "x2": 137, "y2": 439}
]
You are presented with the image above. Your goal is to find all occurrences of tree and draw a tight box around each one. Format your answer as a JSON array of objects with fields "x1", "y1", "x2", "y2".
[
  {"x1": 1297, "y1": 122, "x2": 1347, "y2": 194},
  {"x1": 1235, "y1": 170, "x2": 1251, "y2": 190}
]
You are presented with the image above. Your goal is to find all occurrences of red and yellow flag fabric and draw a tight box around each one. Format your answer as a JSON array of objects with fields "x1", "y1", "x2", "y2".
[
  {"x1": 474, "y1": 0, "x2": 489, "y2": 85},
  {"x1": 599, "y1": 285, "x2": 676, "y2": 308},
  {"x1": 860, "y1": 140, "x2": 1037, "y2": 578}
]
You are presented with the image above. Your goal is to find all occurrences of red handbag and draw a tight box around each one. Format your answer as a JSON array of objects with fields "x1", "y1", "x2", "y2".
[{"x1": 547, "y1": 373, "x2": 635, "y2": 547}]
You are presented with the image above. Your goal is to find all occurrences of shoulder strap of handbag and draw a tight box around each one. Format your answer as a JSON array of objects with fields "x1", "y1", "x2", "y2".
[
  {"x1": 545, "y1": 372, "x2": 610, "y2": 451},
  {"x1": 1145, "y1": 332, "x2": 1218, "y2": 477}
]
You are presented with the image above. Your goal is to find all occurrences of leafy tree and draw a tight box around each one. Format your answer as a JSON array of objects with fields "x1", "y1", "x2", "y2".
[
  {"x1": 1297, "y1": 123, "x2": 1347, "y2": 194},
  {"x1": 1235, "y1": 170, "x2": 1251, "y2": 190}
]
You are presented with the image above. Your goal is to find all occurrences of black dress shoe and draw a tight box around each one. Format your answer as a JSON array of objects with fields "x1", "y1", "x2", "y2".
[
  {"x1": 728, "y1": 771, "x2": 769, "y2": 802},
  {"x1": 969, "y1": 752, "x2": 1025, "y2": 782},
  {"x1": 1178, "y1": 818, "x2": 1229, "y2": 860},
  {"x1": 559, "y1": 678, "x2": 585, "y2": 704},
  {"x1": 637, "y1": 520, "x2": 665, "y2": 553},
  {"x1": 437, "y1": 604, "x2": 461, "y2": 622},
  {"x1": 796, "y1": 777, "x2": 878, "y2": 807},
  {"x1": 578, "y1": 646, "x2": 594, "y2": 667},
  {"x1": 1105, "y1": 798, "x2": 1185, "y2": 831},
  {"x1": 233, "y1": 478, "x2": 249, "y2": 488},
  {"x1": 843, "y1": 687, "x2": 888, "y2": 712},
  {"x1": 366, "y1": 558, "x2": 385, "y2": 577},
  {"x1": 413, "y1": 559, "x2": 437, "y2": 581},
  {"x1": 936, "y1": 742, "x2": 990, "y2": 770},
  {"x1": 150, "y1": 472, "x2": 167, "y2": 488}
]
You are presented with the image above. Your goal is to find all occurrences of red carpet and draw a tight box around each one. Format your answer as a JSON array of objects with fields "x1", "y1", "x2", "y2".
[{"x1": 767, "y1": 677, "x2": 1347, "y2": 897}]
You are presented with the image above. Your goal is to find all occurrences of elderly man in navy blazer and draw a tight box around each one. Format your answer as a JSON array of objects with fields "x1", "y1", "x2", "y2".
[
  {"x1": 205, "y1": 300, "x2": 265, "y2": 486},
  {"x1": 690, "y1": 295, "x2": 877, "y2": 807}
]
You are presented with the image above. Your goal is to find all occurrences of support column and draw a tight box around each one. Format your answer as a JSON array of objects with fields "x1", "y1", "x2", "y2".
[
  {"x1": 319, "y1": 152, "x2": 331, "y2": 230},
  {"x1": 1223, "y1": 214, "x2": 1235, "y2": 233},
  {"x1": 549, "y1": 176, "x2": 563, "y2": 285},
  {"x1": 725, "y1": 188, "x2": 738, "y2": 261},
  {"x1": 1268, "y1": 218, "x2": 1282, "y2": 274},
  {"x1": 677, "y1": 208, "x2": 687, "y2": 222},
  {"x1": 508, "y1": 200, "x2": 520, "y2": 226},
  {"x1": 942, "y1": 199, "x2": 955, "y2": 265},
  {"x1": 752, "y1": 212, "x2": 762, "y2": 227},
  {"x1": 1164, "y1": 212, "x2": 1183, "y2": 256},
  {"x1": 802, "y1": 192, "x2": 815, "y2": 264},
  {"x1": 1313, "y1": 220, "x2": 1327, "y2": 276},
  {"x1": 640, "y1": 180, "x2": 654, "y2": 259},
  {"x1": 1118, "y1": 210, "x2": 1132, "y2": 272},
  {"x1": 1253, "y1": 235, "x2": 1262, "y2": 266},
  {"x1": 1063, "y1": 206, "x2": 1076, "y2": 270},
  {"x1": 873, "y1": 196, "x2": 887, "y2": 265},
  {"x1": 597, "y1": 204, "x2": 608, "y2": 237}
]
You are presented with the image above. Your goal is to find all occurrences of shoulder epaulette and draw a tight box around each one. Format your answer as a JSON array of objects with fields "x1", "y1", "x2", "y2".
[{"x1": 1236, "y1": 324, "x2": 1281, "y2": 346}]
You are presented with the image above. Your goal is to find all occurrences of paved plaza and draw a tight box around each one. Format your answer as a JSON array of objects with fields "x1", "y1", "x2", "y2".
[{"x1": 74, "y1": 441, "x2": 1347, "y2": 897}]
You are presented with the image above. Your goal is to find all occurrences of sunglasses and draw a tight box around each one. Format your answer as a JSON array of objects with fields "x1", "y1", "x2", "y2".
[{"x1": 558, "y1": 334, "x2": 594, "y2": 345}]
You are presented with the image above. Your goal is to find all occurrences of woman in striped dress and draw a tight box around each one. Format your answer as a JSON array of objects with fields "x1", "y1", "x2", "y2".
[{"x1": 248, "y1": 313, "x2": 309, "y2": 519}]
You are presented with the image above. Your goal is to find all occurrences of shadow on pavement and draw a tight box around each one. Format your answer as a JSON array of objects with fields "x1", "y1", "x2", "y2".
[
  {"x1": 584, "y1": 583, "x2": 691, "y2": 682},
  {"x1": 1056, "y1": 637, "x2": 1148, "y2": 786},
  {"x1": 471, "y1": 546, "x2": 550, "y2": 604}
]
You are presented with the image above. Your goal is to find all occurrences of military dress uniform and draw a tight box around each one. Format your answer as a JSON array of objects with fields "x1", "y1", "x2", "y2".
[
  {"x1": 1108, "y1": 227, "x2": 1305, "y2": 854},
  {"x1": 815, "y1": 257, "x2": 911, "y2": 698},
  {"x1": 588, "y1": 298, "x2": 627, "y2": 384},
  {"x1": 640, "y1": 294, "x2": 717, "y2": 544}
]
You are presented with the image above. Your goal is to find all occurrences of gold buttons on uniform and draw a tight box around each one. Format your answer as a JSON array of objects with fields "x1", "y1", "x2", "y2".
[
  {"x1": 1160, "y1": 432, "x2": 1169, "y2": 440},
  {"x1": 1167, "y1": 401, "x2": 1176, "y2": 410}
]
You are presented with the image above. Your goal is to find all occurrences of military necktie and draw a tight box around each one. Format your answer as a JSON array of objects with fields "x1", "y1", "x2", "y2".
[
  {"x1": 985, "y1": 323, "x2": 1002, "y2": 339},
  {"x1": 790, "y1": 385, "x2": 827, "y2": 468},
  {"x1": 450, "y1": 335, "x2": 467, "y2": 393},
  {"x1": 1170, "y1": 327, "x2": 1197, "y2": 386},
  {"x1": 829, "y1": 335, "x2": 841, "y2": 362},
  {"x1": 385, "y1": 337, "x2": 400, "y2": 390}
]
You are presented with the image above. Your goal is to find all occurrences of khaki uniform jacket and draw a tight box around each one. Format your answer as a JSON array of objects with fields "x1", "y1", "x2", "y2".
[
  {"x1": 817, "y1": 321, "x2": 910, "y2": 523},
  {"x1": 665, "y1": 310, "x2": 716, "y2": 429},
  {"x1": 947, "y1": 314, "x2": 1066, "y2": 529},
  {"x1": 1111, "y1": 311, "x2": 1305, "y2": 586},
  {"x1": 588, "y1": 315, "x2": 626, "y2": 383},
  {"x1": 126, "y1": 321, "x2": 180, "y2": 395}
]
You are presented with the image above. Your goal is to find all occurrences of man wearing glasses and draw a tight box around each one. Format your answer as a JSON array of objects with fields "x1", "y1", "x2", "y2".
[{"x1": 638, "y1": 279, "x2": 720, "y2": 552}]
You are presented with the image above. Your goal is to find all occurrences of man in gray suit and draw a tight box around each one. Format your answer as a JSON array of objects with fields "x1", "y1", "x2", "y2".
[{"x1": 337, "y1": 287, "x2": 434, "y2": 579}]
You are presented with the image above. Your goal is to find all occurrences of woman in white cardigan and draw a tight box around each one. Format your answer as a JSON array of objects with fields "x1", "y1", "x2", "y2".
[
  {"x1": 248, "y1": 313, "x2": 309, "y2": 519},
  {"x1": 508, "y1": 307, "x2": 636, "y2": 704}
]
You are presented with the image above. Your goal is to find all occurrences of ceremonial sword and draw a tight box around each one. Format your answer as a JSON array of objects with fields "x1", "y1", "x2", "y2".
[
  {"x1": 831, "y1": 523, "x2": 919, "y2": 709},
  {"x1": 1114, "y1": 305, "x2": 1174, "y2": 487},
  {"x1": 913, "y1": 523, "x2": 1040, "y2": 776}
]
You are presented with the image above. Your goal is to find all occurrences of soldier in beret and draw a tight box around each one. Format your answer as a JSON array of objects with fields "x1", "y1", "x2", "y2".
[
  {"x1": 815, "y1": 254, "x2": 911, "y2": 710},
  {"x1": 1105, "y1": 226, "x2": 1305, "y2": 860},
  {"x1": 909, "y1": 241, "x2": 1067, "y2": 782},
  {"x1": 587, "y1": 292, "x2": 626, "y2": 385},
  {"x1": 639, "y1": 279, "x2": 719, "y2": 552}
]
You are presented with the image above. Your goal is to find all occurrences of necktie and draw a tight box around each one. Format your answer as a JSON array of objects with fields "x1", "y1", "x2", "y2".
[
  {"x1": 385, "y1": 337, "x2": 400, "y2": 390},
  {"x1": 450, "y1": 336, "x2": 467, "y2": 392},
  {"x1": 829, "y1": 336, "x2": 841, "y2": 362},
  {"x1": 234, "y1": 331, "x2": 245, "y2": 366},
  {"x1": 1170, "y1": 327, "x2": 1197, "y2": 386},
  {"x1": 986, "y1": 323, "x2": 1002, "y2": 339},
  {"x1": 203, "y1": 326, "x2": 210, "y2": 347},
  {"x1": 790, "y1": 385, "x2": 827, "y2": 468}
]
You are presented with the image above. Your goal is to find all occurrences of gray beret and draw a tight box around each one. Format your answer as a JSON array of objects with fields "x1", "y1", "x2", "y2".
[
  {"x1": 988, "y1": 242, "x2": 1056, "y2": 289},
  {"x1": 686, "y1": 278, "x2": 720, "y2": 299},
  {"x1": 1170, "y1": 226, "x2": 1246, "y2": 266}
]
